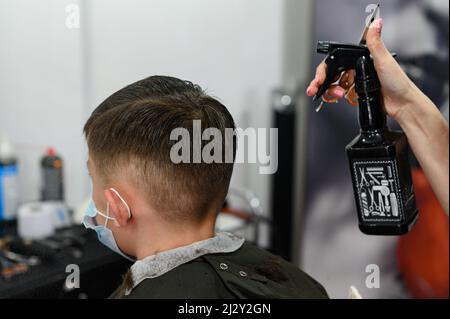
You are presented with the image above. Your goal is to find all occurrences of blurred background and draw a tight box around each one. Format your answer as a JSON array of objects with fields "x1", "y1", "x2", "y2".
[{"x1": 0, "y1": 0, "x2": 448, "y2": 298}]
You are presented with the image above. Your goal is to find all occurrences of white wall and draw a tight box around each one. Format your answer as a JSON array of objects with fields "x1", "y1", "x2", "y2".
[
  {"x1": 0, "y1": 0, "x2": 86, "y2": 209},
  {"x1": 281, "y1": 0, "x2": 315, "y2": 264}
]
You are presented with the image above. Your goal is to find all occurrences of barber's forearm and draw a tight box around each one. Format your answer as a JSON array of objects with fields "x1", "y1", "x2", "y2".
[{"x1": 395, "y1": 87, "x2": 449, "y2": 215}]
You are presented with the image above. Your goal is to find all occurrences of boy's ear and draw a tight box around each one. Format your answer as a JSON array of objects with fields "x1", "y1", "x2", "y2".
[{"x1": 104, "y1": 188, "x2": 130, "y2": 227}]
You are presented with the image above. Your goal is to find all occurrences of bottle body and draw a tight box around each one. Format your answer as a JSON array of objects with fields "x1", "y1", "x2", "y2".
[
  {"x1": 41, "y1": 148, "x2": 64, "y2": 201},
  {"x1": 0, "y1": 136, "x2": 19, "y2": 221},
  {"x1": 346, "y1": 130, "x2": 418, "y2": 235},
  {"x1": 0, "y1": 159, "x2": 19, "y2": 221}
]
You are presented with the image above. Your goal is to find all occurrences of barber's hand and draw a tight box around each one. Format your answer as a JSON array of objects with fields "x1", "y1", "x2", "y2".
[{"x1": 306, "y1": 18, "x2": 418, "y2": 121}]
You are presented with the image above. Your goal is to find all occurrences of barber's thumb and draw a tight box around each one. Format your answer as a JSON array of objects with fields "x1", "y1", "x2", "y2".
[{"x1": 366, "y1": 18, "x2": 390, "y2": 62}]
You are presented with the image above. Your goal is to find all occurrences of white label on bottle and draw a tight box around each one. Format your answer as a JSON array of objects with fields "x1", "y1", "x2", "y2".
[{"x1": 352, "y1": 160, "x2": 403, "y2": 222}]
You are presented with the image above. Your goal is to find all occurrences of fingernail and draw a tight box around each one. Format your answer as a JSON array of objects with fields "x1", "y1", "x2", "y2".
[
  {"x1": 306, "y1": 86, "x2": 312, "y2": 96},
  {"x1": 376, "y1": 18, "x2": 383, "y2": 33},
  {"x1": 336, "y1": 88, "x2": 345, "y2": 98},
  {"x1": 371, "y1": 18, "x2": 383, "y2": 34}
]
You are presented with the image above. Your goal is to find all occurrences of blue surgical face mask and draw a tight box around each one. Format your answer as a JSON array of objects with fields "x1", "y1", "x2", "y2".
[{"x1": 83, "y1": 188, "x2": 135, "y2": 262}]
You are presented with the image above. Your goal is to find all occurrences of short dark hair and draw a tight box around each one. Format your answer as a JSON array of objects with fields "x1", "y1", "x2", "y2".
[{"x1": 84, "y1": 76, "x2": 236, "y2": 222}]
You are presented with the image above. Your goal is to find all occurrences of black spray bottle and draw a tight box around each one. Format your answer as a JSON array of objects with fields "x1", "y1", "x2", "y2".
[{"x1": 314, "y1": 42, "x2": 419, "y2": 235}]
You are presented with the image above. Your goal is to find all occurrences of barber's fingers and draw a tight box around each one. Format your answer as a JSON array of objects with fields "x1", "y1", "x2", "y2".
[
  {"x1": 307, "y1": 64, "x2": 355, "y2": 100},
  {"x1": 306, "y1": 61, "x2": 327, "y2": 96},
  {"x1": 366, "y1": 17, "x2": 415, "y2": 105},
  {"x1": 339, "y1": 70, "x2": 355, "y2": 90},
  {"x1": 326, "y1": 85, "x2": 346, "y2": 99},
  {"x1": 366, "y1": 18, "x2": 396, "y2": 68},
  {"x1": 307, "y1": 81, "x2": 348, "y2": 100},
  {"x1": 312, "y1": 72, "x2": 355, "y2": 100},
  {"x1": 314, "y1": 61, "x2": 327, "y2": 85}
]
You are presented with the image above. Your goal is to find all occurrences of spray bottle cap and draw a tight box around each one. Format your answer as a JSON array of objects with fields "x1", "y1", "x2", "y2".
[{"x1": 46, "y1": 147, "x2": 56, "y2": 157}]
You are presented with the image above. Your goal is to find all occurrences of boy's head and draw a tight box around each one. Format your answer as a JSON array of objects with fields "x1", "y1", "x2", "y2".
[{"x1": 83, "y1": 76, "x2": 236, "y2": 258}]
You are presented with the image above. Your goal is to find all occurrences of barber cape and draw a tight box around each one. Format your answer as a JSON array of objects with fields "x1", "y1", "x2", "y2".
[{"x1": 110, "y1": 232, "x2": 328, "y2": 299}]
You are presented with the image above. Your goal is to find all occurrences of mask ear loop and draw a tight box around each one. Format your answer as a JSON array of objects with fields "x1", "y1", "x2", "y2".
[
  {"x1": 109, "y1": 188, "x2": 132, "y2": 219},
  {"x1": 95, "y1": 203, "x2": 115, "y2": 221},
  {"x1": 104, "y1": 202, "x2": 110, "y2": 227}
]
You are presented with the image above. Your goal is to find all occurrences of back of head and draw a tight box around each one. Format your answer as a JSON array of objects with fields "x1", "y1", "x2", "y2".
[{"x1": 84, "y1": 76, "x2": 236, "y2": 223}]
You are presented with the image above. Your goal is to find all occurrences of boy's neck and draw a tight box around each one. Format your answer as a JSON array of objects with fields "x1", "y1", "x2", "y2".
[{"x1": 134, "y1": 219, "x2": 216, "y2": 260}]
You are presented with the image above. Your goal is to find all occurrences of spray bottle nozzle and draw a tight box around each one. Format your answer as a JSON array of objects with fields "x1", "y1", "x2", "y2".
[
  {"x1": 313, "y1": 42, "x2": 370, "y2": 102},
  {"x1": 316, "y1": 41, "x2": 332, "y2": 54}
]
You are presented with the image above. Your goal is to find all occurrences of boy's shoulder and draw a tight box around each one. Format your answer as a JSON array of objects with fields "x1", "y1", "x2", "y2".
[
  {"x1": 126, "y1": 256, "x2": 234, "y2": 299},
  {"x1": 126, "y1": 241, "x2": 328, "y2": 299},
  {"x1": 202, "y1": 242, "x2": 329, "y2": 299}
]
